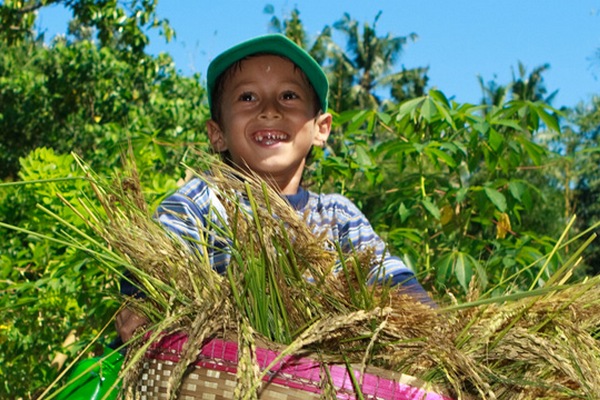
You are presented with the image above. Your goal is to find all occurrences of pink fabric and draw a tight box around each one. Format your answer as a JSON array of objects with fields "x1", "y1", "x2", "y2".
[{"x1": 144, "y1": 332, "x2": 452, "y2": 400}]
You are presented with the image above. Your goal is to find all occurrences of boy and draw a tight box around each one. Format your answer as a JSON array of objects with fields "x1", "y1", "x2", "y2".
[{"x1": 116, "y1": 34, "x2": 432, "y2": 341}]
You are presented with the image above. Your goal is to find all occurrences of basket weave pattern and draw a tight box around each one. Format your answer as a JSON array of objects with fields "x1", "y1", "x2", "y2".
[
  {"x1": 137, "y1": 333, "x2": 450, "y2": 399},
  {"x1": 138, "y1": 357, "x2": 318, "y2": 400}
]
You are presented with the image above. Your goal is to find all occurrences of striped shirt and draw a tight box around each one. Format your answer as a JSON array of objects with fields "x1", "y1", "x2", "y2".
[{"x1": 154, "y1": 177, "x2": 420, "y2": 289}]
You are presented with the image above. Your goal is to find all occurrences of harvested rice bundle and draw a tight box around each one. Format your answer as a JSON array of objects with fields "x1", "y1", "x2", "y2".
[{"x1": 69, "y1": 157, "x2": 599, "y2": 399}]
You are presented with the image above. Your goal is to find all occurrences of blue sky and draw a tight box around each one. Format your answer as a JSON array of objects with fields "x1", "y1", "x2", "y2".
[{"x1": 37, "y1": 1, "x2": 600, "y2": 109}]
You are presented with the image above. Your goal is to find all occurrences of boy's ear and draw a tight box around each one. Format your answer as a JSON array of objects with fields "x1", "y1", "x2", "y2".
[
  {"x1": 206, "y1": 120, "x2": 228, "y2": 152},
  {"x1": 313, "y1": 112, "x2": 332, "y2": 147}
]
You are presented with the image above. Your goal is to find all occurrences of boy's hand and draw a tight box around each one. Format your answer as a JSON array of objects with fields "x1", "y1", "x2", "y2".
[{"x1": 115, "y1": 307, "x2": 148, "y2": 342}]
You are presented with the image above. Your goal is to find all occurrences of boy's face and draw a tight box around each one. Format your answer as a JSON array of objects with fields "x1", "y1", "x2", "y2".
[{"x1": 207, "y1": 55, "x2": 331, "y2": 194}]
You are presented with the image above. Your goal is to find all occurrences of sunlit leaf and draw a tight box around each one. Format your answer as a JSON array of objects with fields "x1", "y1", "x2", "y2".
[
  {"x1": 421, "y1": 198, "x2": 441, "y2": 220},
  {"x1": 421, "y1": 98, "x2": 437, "y2": 122},
  {"x1": 484, "y1": 187, "x2": 507, "y2": 212},
  {"x1": 488, "y1": 128, "x2": 504, "y2": 152},
  {"x1": 397, "y1": 96, "x2": 425, "y2": 119},
  {"x1": 398, "y1": 202, "x2": 411, "y2": 223},
  {"x1": 426, "y1": 147, "x2": 457, "y2": 168},
  {"x1": 454, "y1": 252, "x2": 474, "y2": 293},
  {"x1": 508, "y1": 181, "x2": 526, "y2": 201},
  {"x1": 536, "y1": 106, "x2": 560, "y2": 133},
  {"x1": 377, "y1": 111, "x2": 392, "y2": 125}
]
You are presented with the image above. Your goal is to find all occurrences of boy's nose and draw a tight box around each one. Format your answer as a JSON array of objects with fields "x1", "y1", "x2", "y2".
[{"x1": 258, "y1": 98, "x2": 282, "y2": 120}]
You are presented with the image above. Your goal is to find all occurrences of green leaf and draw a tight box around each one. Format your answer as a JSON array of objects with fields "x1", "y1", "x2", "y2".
[
  {"x1": 473, "y1": 257, "x2": 488, "y2": 290},
  {"x1": 421, "y1": 98, "x2": 437, "y2": 122},
  {"x1": 425, "y1": 147, "x2": 457, "y2": 168},
  {"x1": 153, "y1": 142, "x2": 166, "y2": 164},
  {"x1": 380, "y1": 141, "x2": 417, "y2": 157},
  {"x1": 579, "y1": 146, "x2": 600, "y2": 154},
  {"x1": 377, "y1": 111, "x2": 392, "y2": 125},
  {"x1": 536, "y1": 106, "x2": 560, "y2": 133},
  {"x1": 337, "y1": 109, "x2": 366, "y2": 125},
  {"x1": 429, "y1": 89, "x2": 451, "y2": 108},
  {"x1": 421, "y1": 198, "x2": 441, "y2": 220},
  {"x1": 484, "y1": 187, "x2": 507, "y2": 212},
  {"x1": 397, "y1": 96, "x2": 425, "y2": 119},
  {"x1": 435, "y1": 253, "x2": 454, "y2": 286},
  {"x1": 398, "y1": 202, "x2": 411, "y2": 223},
  {"x1": 353, "y1": 145, "x2": 372, "y2": 168},
  {"x1": 455, "y1": 187, "x2": 469, "y2": 203},
  {"x1": 508, "y1": 181, "x2": 526, "y2": 202},
  {"x1": 521, "y1": 187, "x2": 533, "y2": 211},
  {"x1": 490, "y1": 118, "x2": 524, "y2": 132},
  {"x1": 473, "y1": 120, "x2": 490, "y2": 135},
  {"x1": 488, "y1": 128, "x2": 504, "y2": 152},
  {"x1": 412, "y1": 143, "x2": 425, "y2": 153},
  {"x1": 432, "y1": 94, "x2": 456, "y2": 128},
  {"x1": 389, "y1": 227, "x2": 421, "y2": 243},
  {"x1": 517, "y1": 136, "x2": 546, "y2": 165},
  {"x1": 455, "y1": 252, "x2": 473, "y2": 293},
  {"x1": 347, "y1": 110, "x2": 370, "y2": 131}
]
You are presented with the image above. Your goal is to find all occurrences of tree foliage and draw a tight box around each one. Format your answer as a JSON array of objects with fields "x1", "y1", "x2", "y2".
[
  {"x1": 0, "y1": 149, "x2": 118, "y2": 397},
  {"x1": 0, "y1": 2, "x2": 208, "y2": 397},
  {"x1": 0, "y1": 0, "x2": 173, "y2": 49},
  {"x1": 313, "y1": 93, "x2": 565, "y2": 294},
  {"x1": 0, "y1": 31, "x2": 207, "y2": 180},
  {"x1": 478, "y1": 61, "x2": 558, "y2": 110},
  {"x1": 331, "y1": 12, "x2": 419, "y2": 108},
  {"x1": 568, "y1": 96, "x2": 600, "y2": 275}
]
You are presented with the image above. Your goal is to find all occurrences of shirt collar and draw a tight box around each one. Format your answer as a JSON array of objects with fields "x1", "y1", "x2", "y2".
[{"x1": 284, "y1": 187, "x2": 309, "y2": 210}]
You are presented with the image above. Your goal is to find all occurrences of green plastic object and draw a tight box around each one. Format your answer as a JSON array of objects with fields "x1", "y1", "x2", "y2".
[{"x1": 54, "y1": 347, "x2": 124, "y2": 400}]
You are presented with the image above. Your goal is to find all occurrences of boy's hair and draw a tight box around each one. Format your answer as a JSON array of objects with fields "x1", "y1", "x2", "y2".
[{"x1": 207, "y1": 34, "x2": 329, "y2": 119}]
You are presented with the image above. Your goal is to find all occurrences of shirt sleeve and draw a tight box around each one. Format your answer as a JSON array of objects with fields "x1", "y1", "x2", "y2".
[
  {"x1": 120, "y1": 179, "x2": 208, "y2": 296},
  {"x1": 154, "y1": 178, "x2": 211, "y2": 245},
  {"x1": 325, "y1": 194, "x2": 434, "y2": 305},
  {"x1": 326, "y1": 194, "x2": 410, "y2": 281},
  {"x1": 120, "y1": 178, "x2": 228, "y2": 297},
  {"x1": 154, "y1": 178, "x2": 230, "y2": 274}
]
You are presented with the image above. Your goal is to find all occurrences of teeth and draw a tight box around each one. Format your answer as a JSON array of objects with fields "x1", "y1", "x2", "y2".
[{"x1": 254, "y1": 133, "x2": 288, "y2": 143}]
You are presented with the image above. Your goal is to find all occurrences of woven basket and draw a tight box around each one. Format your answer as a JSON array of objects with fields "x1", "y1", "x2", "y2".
[{"x1": 137, "y1": 333, "x2": 451, "y2": 400}]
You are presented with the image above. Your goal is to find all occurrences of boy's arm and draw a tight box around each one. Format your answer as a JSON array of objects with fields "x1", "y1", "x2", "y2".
[
  {"x1": 389, "y1": 270, "x2": 437, "y2": 308},
  {"x1": 368, "y1": 256, "x2": 436, "y2": 307},
  {"x1": 329, "y1": 194, "x2": 435, "y2": 306}
]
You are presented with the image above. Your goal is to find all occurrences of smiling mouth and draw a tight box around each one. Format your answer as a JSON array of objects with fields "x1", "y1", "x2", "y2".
[{"x1": 253, "y1": 132, "x2": 289, "y2": 145}]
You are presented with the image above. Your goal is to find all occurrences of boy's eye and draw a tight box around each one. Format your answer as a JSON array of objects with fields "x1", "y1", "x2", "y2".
[
  {"x1": 282, "y1": 91, "x2": 299, "y2": 100},
  {"x1": 238, "y1": 92, "x2": 256, "y2": 102}
]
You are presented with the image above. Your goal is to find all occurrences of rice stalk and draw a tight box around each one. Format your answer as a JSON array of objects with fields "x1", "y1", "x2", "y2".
[
  {"x1": 164, "y1": 303, "x2": 230, "y2": 399},
  {"x1": 250, "y1": 308, "x2": 390, "y2": 397},
  {"x1": 235, "y1": 317, "x2": 260, "y2": 400},
  {"x1": 39, "y1": 154, "x2": 600, "y2": 399}
]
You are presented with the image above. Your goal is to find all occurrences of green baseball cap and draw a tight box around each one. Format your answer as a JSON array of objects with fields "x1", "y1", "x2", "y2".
[{"x1": 207, "y1": 34, "x2": 329, "y2": 113}]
